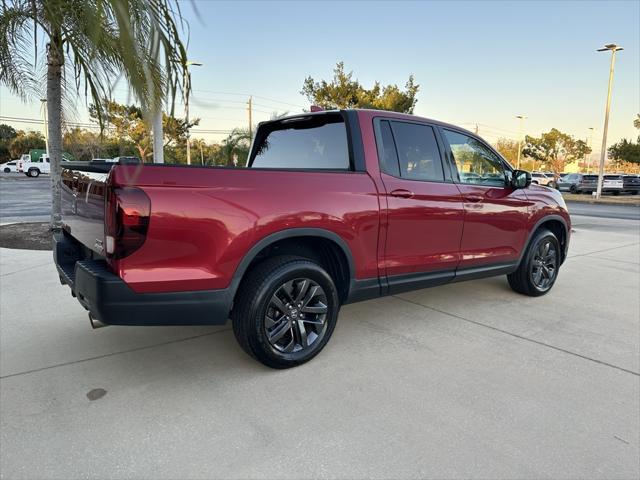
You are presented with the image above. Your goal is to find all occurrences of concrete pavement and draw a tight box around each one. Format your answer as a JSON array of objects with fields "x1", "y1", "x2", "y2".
[{"x1": 1, "y1": 215, "x2": 639, "y2": 479}]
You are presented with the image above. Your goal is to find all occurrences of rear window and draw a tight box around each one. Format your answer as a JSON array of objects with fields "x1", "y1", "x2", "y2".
[
  {"x1": 250, "y1": 114, "x2": 350, "y2": 170},
  {"x1": 604, "y1": 175, "x2": 622, "y2": 179}
]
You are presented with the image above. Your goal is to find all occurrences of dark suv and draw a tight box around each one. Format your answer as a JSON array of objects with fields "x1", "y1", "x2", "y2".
[{"x1": 623, "y1": 175, "x2": 640, "y2": 195}]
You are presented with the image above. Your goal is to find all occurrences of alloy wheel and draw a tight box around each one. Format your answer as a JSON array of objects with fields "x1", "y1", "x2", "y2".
[
  {"x1": 264, "y1": 278, "x2": 328, "y2": 353},
  {"x1": 530, "y1": 239, "x2": 557, "y2": 290}
]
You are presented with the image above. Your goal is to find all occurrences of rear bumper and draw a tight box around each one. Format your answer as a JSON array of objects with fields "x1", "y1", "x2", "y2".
[{"x1": 54, "y1": 232, "x2": 232, "y2": 326}]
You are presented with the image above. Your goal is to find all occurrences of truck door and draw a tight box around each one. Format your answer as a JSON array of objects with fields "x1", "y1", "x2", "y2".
[
  {"x1": 375, "y1": 119, "x2": 465, "y2": 294},
  {"x1": 439, "y1": 128, "x2": 530, "y2": 270}
]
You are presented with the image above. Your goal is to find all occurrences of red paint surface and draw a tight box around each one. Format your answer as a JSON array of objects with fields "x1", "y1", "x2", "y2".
[{"x1": 105, "y1": 111, "x2": 570, "y2": 294}]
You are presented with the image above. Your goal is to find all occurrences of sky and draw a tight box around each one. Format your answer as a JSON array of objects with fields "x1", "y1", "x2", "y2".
[{"x1": 0, "y1": 0, "x2": 638, "y2": 157}]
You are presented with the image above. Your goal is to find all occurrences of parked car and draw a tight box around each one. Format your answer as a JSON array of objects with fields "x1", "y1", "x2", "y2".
[
  {"x1": 1, "y1": 160, "x2": 18, "y2": 173},
  {"x1": 557, "y1": 173, "x2": 584, "y2": 193},
  {"x1": 622, "y1": 175, "x2": 640, "y2": 195},
  {"x1": 576, "y1": 174, "x2": 599, "y2": 193},
  {"x1": 602, "y1": 174, "x2": 624, "y2": 195},
  {"x1": 54, "y1": 109, "x2": 571, "y2": 368},
  {"x1": 531, "y1": 172, "x2": 556, "y2": 189}
]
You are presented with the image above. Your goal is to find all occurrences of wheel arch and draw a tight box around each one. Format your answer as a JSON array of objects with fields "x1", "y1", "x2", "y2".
[
  {"x1": 229, "y1": 228, "x2": 356, "y2": 305},
  {"x1": 520, "y1": 215, "x2": 569, "y2": 266}
]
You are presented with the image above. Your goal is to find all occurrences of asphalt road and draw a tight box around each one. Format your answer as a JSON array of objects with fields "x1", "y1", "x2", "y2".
[
  {"x1": 1, "y1": 210, "x2": 639, "y2": 478},
  {"x1": 567, "y1": 201, "x2": 640, "y2": 220},
  {"x1": 0, "y1": 174, "x2": 51, "y2": 222},
  {"x1": 2, "y1": 172, "x2": 640, "y2": 222}
]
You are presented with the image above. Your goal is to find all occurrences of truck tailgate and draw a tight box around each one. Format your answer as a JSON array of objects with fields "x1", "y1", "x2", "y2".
[{"x1": 61, "y1": 165, "x2": 110, "y2": 255}]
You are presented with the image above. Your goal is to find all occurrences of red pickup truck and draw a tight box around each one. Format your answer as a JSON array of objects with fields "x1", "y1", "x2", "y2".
[{"x1": 54, "y1": 109, "x2": 570, "y2": 368}]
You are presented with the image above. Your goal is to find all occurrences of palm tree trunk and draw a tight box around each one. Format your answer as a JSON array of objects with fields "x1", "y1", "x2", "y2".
[{"x1": 47, "y1": 35, "x2": 64, "y2": 230}]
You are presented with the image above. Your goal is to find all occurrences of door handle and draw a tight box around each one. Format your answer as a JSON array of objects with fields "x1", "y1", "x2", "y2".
[
  {"x1": 389, "y1": 189, "x2": 414, "y2": 199},
  {"x1": 464, "y1": 194, "x2": 483, "y2": 203}
]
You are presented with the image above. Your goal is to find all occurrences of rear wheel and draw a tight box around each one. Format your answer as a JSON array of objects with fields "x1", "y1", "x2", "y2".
[
  {"x1": 232, "y1": 255, "x2": 340, "y2": 369},
  {"x1": 508, "y1": 228, "x2": 560, "y2": 297},
  {"x1": 28, "y1": 168, "x2": 40, "y2": 177}
]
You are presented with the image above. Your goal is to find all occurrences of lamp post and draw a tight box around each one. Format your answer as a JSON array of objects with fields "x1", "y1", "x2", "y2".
[
  {"x1": 40, "y1": 99, "x2": 49, "y2": 156},
  {"x1": 595, "y1": 44, "x2": 623, "y2": 199},
  {"x1": 585, "y1": 127, "x2": 595, "y2": 173},
  {"x1": 516, "y1": 115, "x2": 527, "y2": 169},
  {"x1": 183, "y1": 61, "x2": 203, "y2": 165}
]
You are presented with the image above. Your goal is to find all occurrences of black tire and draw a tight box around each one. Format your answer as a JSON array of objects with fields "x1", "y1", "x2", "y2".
[
  {"x1": 569, "y1": 185, "x2": 577, "y2": 193},
  {"x1": 29, "y1": 168, "x2": 40, "y2": 177},
  {"x1": 612, "y1": 191, "x2": 620, "y2": 196},
  {"x1": 508, "y1": 228, "x2": 561, "y2": 297},
  {"x1": 3, "y1": 168, "x2": 10, "y2": 173},
  {"x1": 231, "y1": 255, "x2": 340, "y2": 369}
]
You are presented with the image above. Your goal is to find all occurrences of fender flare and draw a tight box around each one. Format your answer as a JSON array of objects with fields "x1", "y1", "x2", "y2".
[
  {"x1": 517, "y1": 214, "x2": 569, "y2": 266},
  {"x1": 228, "y1": 227, "x2": 356, "y2": 299}
]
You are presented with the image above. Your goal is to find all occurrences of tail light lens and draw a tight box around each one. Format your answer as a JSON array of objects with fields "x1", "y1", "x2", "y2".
[{"x1": 105, "y1": 186, "x2": 150, "y2": 259}]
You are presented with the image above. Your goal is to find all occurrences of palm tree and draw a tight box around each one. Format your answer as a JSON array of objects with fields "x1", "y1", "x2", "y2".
[{"x1": 0, "y1": 0, "x2": 189, "y2": 229}]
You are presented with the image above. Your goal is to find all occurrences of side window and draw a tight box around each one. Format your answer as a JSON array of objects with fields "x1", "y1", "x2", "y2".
[
  {"x1": 390, "y1": 122, "x2": 444, "y2": 182},
  {"x1": 443, "y1": 129, "x2": 506, "y2": 187},
  {"x1": 377, "y1": 120, "x2": 400, "y2": 177}
]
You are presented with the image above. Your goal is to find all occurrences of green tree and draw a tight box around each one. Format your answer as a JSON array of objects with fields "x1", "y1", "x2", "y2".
[
  {"x1": 90, "y1": 100, "x2": 197, "y2": 161},
  {"x1": 301, "y1": 62, "x2": 419, "y2": 113},
  {"x1": 608, "y1": 139, "x2": 640, "y2": 166},
  {"x1": 495, "y1": 138, "x2": 520, "y2": 166},
  {"x1": 0, "y1": 0, "x2": 189, "y2": 228},
  {"x1": 522, "y1": 128, "x2": 591, "y2": 173},
  {"x1": 633, "y1": 114, "x2": 640, "y2": 130},
  {"x1": 8, "y1": 131, "x2": 46, "y2": 158},
  {"x1": 214, "y1": 128, "x2": 251, "y2": 166},
  {"x1": 0, "y1": 124, "x2": 17, "y2": 142},
  {"x1": 0, "y1": 123, "x2": 18, "y2": 162}
]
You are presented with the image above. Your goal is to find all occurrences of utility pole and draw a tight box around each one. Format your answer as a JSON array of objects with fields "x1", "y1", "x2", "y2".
[
  {"x1": 595, "y1": 44, "x2": 623, "y2": 199},
  {"x1": 40, "y1": 99, "x2": 49, "y2": 156},
  {"x1": 184, "y1": 69, "x2": 191, "y2": 165},
  {"x1": 247, "y1": 96, "x2": 253, "y2": 140},
  {"x1": 516, "y1": 115, "x2": 527, "y2": 170}
]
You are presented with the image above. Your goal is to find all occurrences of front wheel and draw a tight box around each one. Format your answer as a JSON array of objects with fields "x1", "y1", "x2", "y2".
[
  {"x1": 508, "y1": 228, "x2": 561, "y2": 296},
  {"x1": 232, "y1": 255, "x2": 340, "y2": 369},
  {"x1": 569, "y1": 185, "x2": 577, "y2": 193},
  {"x1": 3, "y1": 168, "x2": 10, "y2": 173}
]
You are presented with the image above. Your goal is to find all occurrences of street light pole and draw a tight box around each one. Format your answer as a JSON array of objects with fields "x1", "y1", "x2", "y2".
[
  {"x1": 183, "y1": 61, "x2": 203, "y2": 165},
  {"x1": 40, "y1": 99, "x2": 49, "y2": 156},
  {"x1": 586, "y1": 127, "x2": 595, "y2": 173},
  {"x1": 595, "y1": 44, "x2": 623, "y2": 199},
  {"x1": 516, "y1": 115, "x2": 527, "y2": 169}
]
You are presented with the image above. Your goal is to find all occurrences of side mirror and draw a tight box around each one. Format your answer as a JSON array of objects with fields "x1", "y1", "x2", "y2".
[{"x1": 511, "y1": 170, "x2": 531, "y2": 189}]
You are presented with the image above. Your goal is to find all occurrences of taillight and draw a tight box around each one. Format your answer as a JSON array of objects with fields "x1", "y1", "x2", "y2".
[{"x1": 105, "y1": 186, "x2": 150, "y2": 259}]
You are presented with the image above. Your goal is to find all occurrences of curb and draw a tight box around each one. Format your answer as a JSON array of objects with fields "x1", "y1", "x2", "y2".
[{"x1": 564, "y1": 199, "x2": 640, "y2": 208}]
